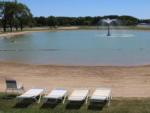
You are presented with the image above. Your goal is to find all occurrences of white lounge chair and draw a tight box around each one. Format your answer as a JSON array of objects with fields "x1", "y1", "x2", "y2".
[
  {"x1": 17, "y1": 88, "x2": 45, "y2": 103},
  {"x1": 44, "y1": 89, "x2": 67, "y2": 104},
  {"x1": 90, "y1": 88, "x2": 112, "y2": 106},
  {"x1": 5, "y1": 79, "x2": 24, "y2": 94},
  {"x1": 68, "y1": 89, "x2": 89, "y2": 104}
]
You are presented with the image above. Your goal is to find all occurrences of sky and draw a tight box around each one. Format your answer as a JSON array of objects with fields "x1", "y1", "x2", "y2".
[{"x1": 18, "y1": 0, "x2": 150, "y2": 19}]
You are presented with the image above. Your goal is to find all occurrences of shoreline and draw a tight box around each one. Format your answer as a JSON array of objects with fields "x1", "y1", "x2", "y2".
[
  {"x1": 1, "y1": 26, "x2": 150, "y2": 37},
  {"x1": 0, "y1": 27, "x2": 80, "y2": 37},
  {"x1": 0, "y1": 31, "x2": 29, "y2": 37},
  {"x1": 1, "y1": 60, "x2": 150, "y2": 68},
  {"x1": 0, "y1": 61, "x2": 150, "y2": 97}
]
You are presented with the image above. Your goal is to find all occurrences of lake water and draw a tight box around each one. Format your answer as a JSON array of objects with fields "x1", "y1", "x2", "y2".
[{"x1": 0, "y1": 30, "x2": 150, "y2": 66}]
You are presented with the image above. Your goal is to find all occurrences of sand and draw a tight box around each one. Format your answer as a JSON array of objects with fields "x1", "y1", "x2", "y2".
[
  {"x1": 0, "y1": 27, "x2": 80, "y2": 38},
  {"x1": 0, "y1": 31, "x2": 29, "y2": 37},
  {"x1": 0, "y1": 62, "x2": 150, "y2": 97},
  {"x1": 57, "y1": 26, "x2": 79, "y2": 30}
]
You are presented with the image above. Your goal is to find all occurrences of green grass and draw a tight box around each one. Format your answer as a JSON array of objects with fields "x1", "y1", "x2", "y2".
[{"x1": 0, "y1": 93, "x2": 150, "y2": 113}]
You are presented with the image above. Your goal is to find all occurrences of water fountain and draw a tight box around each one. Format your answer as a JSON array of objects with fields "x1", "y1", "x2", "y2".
[
  {"x1": 102, "y1": 18, "x2": 117, "y2": 36},
  {"x1": 97, "y1": 18, "x2": 134, "y2": 38}
]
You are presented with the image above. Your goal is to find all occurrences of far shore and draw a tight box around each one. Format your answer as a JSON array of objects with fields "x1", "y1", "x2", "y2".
[
  {"x1": 0, "y1": 26, "x2": 80, "y2": 37},
  {"x1": 1, "y1": 26, "x2": 150, "y2": 37},
  {"x1": 0, "y1": 61, "x2": 150, "y2": 97}
]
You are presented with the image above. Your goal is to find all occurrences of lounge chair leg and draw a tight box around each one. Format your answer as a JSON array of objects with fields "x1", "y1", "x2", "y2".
[
  {"x1": 108, "y1": 101, "x2": 110, "y2": 106},
  {"x1": 107, "y1": 97, "x2": 111, "y2": 107},
  {"x1": 37, "y1": 95, "x2": 42, "y2": 104},
  {"x1": 63, "y1": 95, "x2": 66, "y2": 104},
  {"x1": 85, "y1": 96, "x2": 88, "y2": 104}
]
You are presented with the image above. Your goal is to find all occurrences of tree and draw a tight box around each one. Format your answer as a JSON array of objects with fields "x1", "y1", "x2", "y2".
[
  {"x1": 0, "y1": 1, "x2": 7, "y2": 32},
  {"x1": 0, "y1": 2, "x2": 3, "y2": 18},
  {"x1": 0, "y1": 1, "x2": 32, "y2": 32},
  {"x1": 119, "y1": 16, "x2": 139, "y2": 25},
  {"x1": 47, "y1": 16, "x2": 58, "y2": 27},
  {"x1": 34, "y1": 16, "x2": 47, "y2": 26},
  {"x1": 16, "y1": 3, "x2": 32, "y2": 31},
  {"x1": 5, "y1": 2, "x2": 16, "y2": 32}
]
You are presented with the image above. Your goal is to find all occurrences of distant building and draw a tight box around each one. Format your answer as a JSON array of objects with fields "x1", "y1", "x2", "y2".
[{"x1": 137, "y1": 23, "x2": 150, "y2": 27}]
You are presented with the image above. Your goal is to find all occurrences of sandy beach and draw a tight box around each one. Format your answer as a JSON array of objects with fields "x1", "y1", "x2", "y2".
[
  {"x1": 0, "y1": 62, "x2": 150, "y2": 97},
  {"x1": 0, "y1": 31, "x2": 29, "y2": 37},
  {"x1": 0, "y1": 27, "x2": 80, "y2": 38}
]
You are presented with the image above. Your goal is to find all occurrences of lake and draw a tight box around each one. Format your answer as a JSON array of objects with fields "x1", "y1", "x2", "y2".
[{"x1": 0, "y1": 30, "x2": 150, "y2": 66}]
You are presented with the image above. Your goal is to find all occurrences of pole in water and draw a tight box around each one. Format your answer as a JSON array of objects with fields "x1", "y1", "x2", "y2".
[{"x1": 107, "y1": 24, "x2": 111, "y2": 36}]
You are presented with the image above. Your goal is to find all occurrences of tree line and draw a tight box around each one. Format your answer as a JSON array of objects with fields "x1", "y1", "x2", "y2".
[
  {"x1": 33, "y1": 15, "x2": 140, "y2": 27},
  {"x1": 0, "y1": 1, "x2": 150, "y2": 32}
]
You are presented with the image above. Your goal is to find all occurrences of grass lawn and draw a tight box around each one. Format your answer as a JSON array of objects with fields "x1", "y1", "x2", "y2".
[{"x1": 0, "y1": 93, "x2": 150, "y2": 113}]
